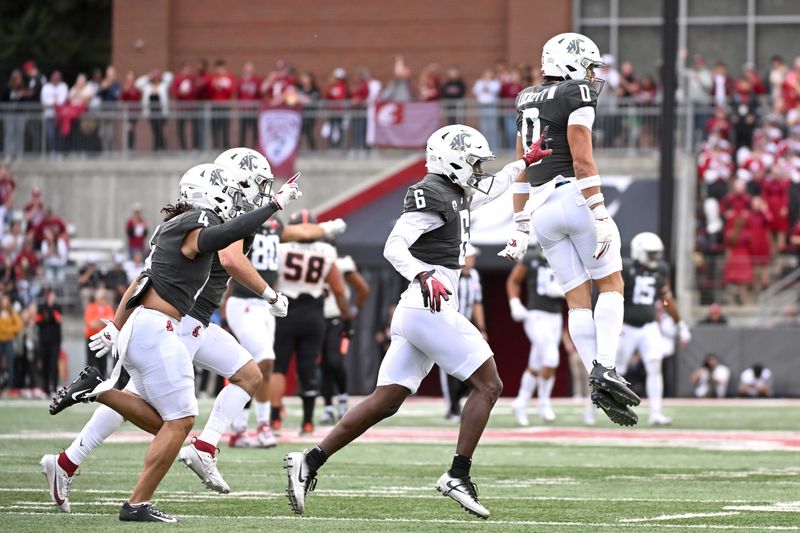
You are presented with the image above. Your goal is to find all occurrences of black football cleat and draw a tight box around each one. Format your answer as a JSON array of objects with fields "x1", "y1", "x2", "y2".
[
  {"x1": 49, "y1": 366, "x2": 103, "y2": 415},
  {"x1": 591, "y1": 389, "x2": 638, "y2": 427},
  {"x1": 588, "y1": 361, "x2": 641, "y2": 407},
  {"x1": 119, "y1": 502, "x2": 180, "y2": 523}
]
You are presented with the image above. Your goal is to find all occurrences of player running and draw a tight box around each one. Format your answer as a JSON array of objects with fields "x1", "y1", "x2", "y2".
[
  {"x1": 507, "y1": 249, "x2": 565, "y2": 425},
  {"x1": 498, "y1": 32, "x2": 640, "y2": 426},
  {"x1": 45, "y1": 164, "x2": 300, "y2": 521},
  {"x1": 284, "y1": 124, "x2": 551, "y2": 520},
  {"x1": 616, "y1": 232, "x2": 689, "y2": 426},
  {"x1": 269, "y1": 209, "x2": 351, "y2": 436}
]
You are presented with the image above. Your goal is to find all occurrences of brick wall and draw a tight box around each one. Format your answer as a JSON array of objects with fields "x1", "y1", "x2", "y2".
[{"x1": 112, "y1": 0, "x2": 571, "y2": 84}]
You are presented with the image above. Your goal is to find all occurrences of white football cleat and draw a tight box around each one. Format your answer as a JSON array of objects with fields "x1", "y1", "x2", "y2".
[
  {"x1": 40, "y1": 454, "x2": 74, "y2": 513},
  {"x1": 435, "y1": 471, "x2": 490, "y2": 519},
  {"x1": 178, "y1": 442, "x2": 230, "y2": 494},
  {"x1": 584, "y1": 404, "x2": 597, "y2": 426},
  {"x1": 256, "y1": 423, "x2": 278, "y2": 448},
  {"x1": 648, "y1": 413, "x2": 673, "y2": 426},
  {"x1": 538, "y1": 404, "x2": 556, "y2": 423},
  {"x1": 510, "y1": 399, "x2": 529, "y2": 427},
  {"x1": 228, "y1": 430, "x2": 258, "y2": 448},
  {"x1": 284, "y1": 451, "x2": 316, "y2": 515}
]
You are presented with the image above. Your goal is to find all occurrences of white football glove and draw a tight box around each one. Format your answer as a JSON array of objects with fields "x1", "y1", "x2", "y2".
[
  {"x1": 320, "y1": 218, "x2": 347, "y2": 239},
  {"x1": 509, "y1": 298, "x2": 528, "y2": 322},
  {"x1": 498, "y1": 229, "x2": 529, "y2": 263},
  {"x1": 591, "y1": 204, "x2": 617, "y2": 259},
  {"x1": 88, "y1": 319, "x2": 119, "y2": 358},
  {"x1": 678, "y1": 320, "x2": 692, "y2": 346},
  {"x1": 272, "y1": 173, "x2": 302, "y2": 209},
  {"x1": 268, "y1": 293, "x2": 289, "y2": 317}
]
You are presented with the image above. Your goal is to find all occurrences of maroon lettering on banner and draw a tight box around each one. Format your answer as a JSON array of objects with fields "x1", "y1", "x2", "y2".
[
  {"x1": 368, "y1": 101, "x2": 441, "y2": 149},
  {"x1": 258, "y1": 105, "x2": 302, "y2": 177}
]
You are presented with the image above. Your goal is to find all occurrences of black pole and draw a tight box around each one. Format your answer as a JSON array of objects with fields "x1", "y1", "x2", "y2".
[{"x1": 659, "y1": 0, "x2": 679, "y2": 261}]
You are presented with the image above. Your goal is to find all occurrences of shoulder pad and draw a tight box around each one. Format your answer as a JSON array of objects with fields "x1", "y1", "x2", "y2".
[{"x1": 403, "y1": 180, "x2": 447, "y2": 215}]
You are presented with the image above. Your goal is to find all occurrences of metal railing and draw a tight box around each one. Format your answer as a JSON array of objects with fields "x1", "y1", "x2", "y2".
[{"x1": 0, "y1": 98, "x2": 701, "y2": 158}]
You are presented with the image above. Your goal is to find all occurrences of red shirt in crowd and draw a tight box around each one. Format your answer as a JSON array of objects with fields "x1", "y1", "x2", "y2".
[
  {"x1": 121, "y1": 84, "x2": 141, "y2": 103},
  {"x1": 761, "y1": 178, "x2": 790, "y2": 233},
  {"x1": 209, "y1": 73, "x2": 236, "y2": 101},
  {"x1": 325, "y1": 80, "x2": 349, "y2": 101},
  {"x1": 720, "y1": 191, "x2": 752, "y2": 219},
  {"x1": 126, "y1": 215, "x2": 149, "y2": 251},
  {"x1": 0, "y1": 176, "x2": 15, "y2": 206},
  {"x1": 500, "y1": 81, "x2": 525, "y2": 108},
  {"x1": 172, "y1": 73, "x2": 198, "y2": 101},
  {"x1": 33, "y1": 214, "x2": 66, "y2": 245},
  {"x1": 237, "y1": 75, "x2": 262, "y2": 101},
  {"x1": 351, "y1": 80, "x2": 370, "y2": 106}
]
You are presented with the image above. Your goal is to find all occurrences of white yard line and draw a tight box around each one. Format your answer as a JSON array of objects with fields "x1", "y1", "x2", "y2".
[{"x1": 620, "y1": 512, "x2": 741, "y2": 522}]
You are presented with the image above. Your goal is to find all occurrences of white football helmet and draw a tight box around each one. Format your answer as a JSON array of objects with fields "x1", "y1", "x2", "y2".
[
  {"x1": 541, "y1": 32, "x2": 605, "y2": 84},
  {"x1": 214, "y1": 148, "x2": 275, "y2": 209},
  {"x1": 179, "y1": 163, "x2": 243, "y2": 221},
  {"x1": 630, "y1": 232, "x2": 664, "y2": 269},
  {"x1": 425, "y1": 125, "x2": 496, "y2": 195}
]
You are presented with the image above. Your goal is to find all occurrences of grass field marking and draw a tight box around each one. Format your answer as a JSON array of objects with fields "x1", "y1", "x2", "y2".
[
  {"x1": 724, "y1": 501, "x2": 800, "y2": 513},
  {"x1": 1, "y1": 509, "x2": 800, "y2": 530},
  {"x1": 620, "y1": 512, "x2": 741, "y2": 522}
]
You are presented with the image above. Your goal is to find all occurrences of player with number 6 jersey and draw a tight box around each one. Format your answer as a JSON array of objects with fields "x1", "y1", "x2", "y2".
[
  {"x1": 283, "y1": 124, "x2": 551, "y2": 520},
  {"x1": 499, "y1": 32, "x2": 639, "y2": 427}
]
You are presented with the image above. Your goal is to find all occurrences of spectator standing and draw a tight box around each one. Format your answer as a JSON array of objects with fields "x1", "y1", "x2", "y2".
[
  {"x1": 350, "y1": 68, "x2": 373, "y2": 152},
  {"x1": 680, "y1": 51, "x2": 713, "y2": 141},
  {"x1": 23, "y1": 186, "x2": 46, "y2": 230},
  {"x1": 748, "y1": 196, "x2": 773, "y2": 291},
  {"x1": 261, "y1": 59, "x2": 292, "y2": 106},
  {"x1": 105, "y1": 254, "x2": 130, "y2": 304},
  {"x1": 123, "y1": 249, "x2": 144, "y2": 283},
  {"x1": 77, "y1": 257, "x2": 102, "y2": 307},
  {"x1": 700, "y1": 303, "x2": 728, "y2": 324},
  {"x1": 500, "y1": 68, "x2": 525, "y2": 149},
  {"x1": 692, "y1": 353, "x2": 730, "y2": 398},
  {"x1": 67, "y1": 73, "x2": 96, "y2": 152},
  {"x1": 83, "y1": 288, "x2": 114, "y2": 377},
  {"x1": 0, "y1": 165, "x2": 15, "y2": 208},
  {"x1": 618, "y1": 61, "x2": 639, "y2": 98},
  {"x1": 381, "y1": 55, "x2": 414, "y2": 102},
  {"x1": 40, "y1": 71, "x2": 68, "y2": 153},
  {"x1": 209, "y1": 59, "x2": 235, "y2": 149},
  {"x1": 136, "y1": 69, "x2": 173, "y2": 151},
  {"x1": 781, "y1": 57, "x2": 800, "y2": 111},
  {"x1": 0, "y1": 294, "x2": 22, "y2": 391},
  {"x1": 2, "y1": 221, "x2": 23, "y2": 259},
  {"x1": 120, "y1": 70, "x2": 141, "y2": 150},
  {"x1": 125, "y1": 203, "x2": 148, "y2": 257},
  {"x1": 171, "y1": 62, "x2": 198, "y2": 151},
  {"x1": 14, "y1": 239, "x2": 41, "y2": 304},
  {"x1": 730, "y1": 77, "x2": 760, "y2": 151},
  {"x1": 596, "y1": 54, "x2": 622, "y2": 147},
  {"x1": 440, "y1": 66, "x2": 466, "y2": 125},
  {"x1": 97, "y1": 66, "x2": 121, "y2": 151},
  {"x1": 33, "y1": 208, "x2": 66, "y2": 249},
  {"x1": 323, "y1": 68, "x2": 350, "y2": 149},
  {"x1": 237, "y1": 61, "x2": 262, "y2": 148},
  {"x1": 738, "y1": 363, "x2": 772, "y2": 397},
  {"x1": 21, "y1": 61, "x2": 46, "y2": 152},
  {"x1": 35, "y1": 289, "x2": 61, "y2": 394},
  {"x1": 762, "y1": 170, "x2": 790, "y2": 252},
  {"x1": 417, "y1": 64, "x2": 441, "y2": 102},
  {"x1": 472, "y1": 68, "x2": 501, "y2": 150},
  {"x1": 723, "y1": 209, "x2": 753, "y2": 304},
  {"x1": 2, "y1": 70, "x2": 27, "y2": 158},
  {"x1": 711, "y1": 62, "x2": 734, "y2": 108},
  {"x1": 766, "y1": 55, "x2": 788, "y2": 102},
  {"x1": 40, "y1": 227, "x2": 68, "y2": 282},
  {"x1": 297, "y1": 70, "x2": 320, "y2": 150}
]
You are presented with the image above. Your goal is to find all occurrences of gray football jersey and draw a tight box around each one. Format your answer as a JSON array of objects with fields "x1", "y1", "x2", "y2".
[
  {"x1": 525, "y1": 254, "x2": 564, "y2": 314},
  {"x1": 516, "y1": 79, "x2": 598, "y2": 186},
  {"x1": 622, "y1": 259, "x2": 670, "y2": 327},
  {"x1": 230, "y1": 218, "x2": 284, "y2": 299},
  {"x1": 403, "y1": 174, "x2": 471, "y2": 270},
  {"x1": 128, "y1": 208, "x2": 222, "y2": 316}
]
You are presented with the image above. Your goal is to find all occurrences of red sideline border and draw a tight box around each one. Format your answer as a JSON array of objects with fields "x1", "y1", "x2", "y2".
[{"x1": 317, "y1": 157, "x2": 427, "y2": 221}]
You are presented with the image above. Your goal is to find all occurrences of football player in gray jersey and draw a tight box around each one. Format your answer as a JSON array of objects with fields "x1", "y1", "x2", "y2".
[
  {"x1": 498, "y1": 32, "x2": 639, "y2": 426},
  {"x1": 46, "y1": 164, "x2": 301, "y2": 522},
  {"x1": 284, "y1": 124, "x2": 551, "y2": 520}
]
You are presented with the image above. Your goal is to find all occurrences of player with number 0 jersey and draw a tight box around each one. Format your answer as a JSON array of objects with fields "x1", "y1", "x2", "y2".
[{"x1": 498, "y1": 32, "x2": 639, "y2": 426}]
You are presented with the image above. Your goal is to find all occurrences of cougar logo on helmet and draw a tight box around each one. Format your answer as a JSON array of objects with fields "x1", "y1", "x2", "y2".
[
  {"x1": 238, "y1": 154, "x2": 258, "y2": 172},
  {"x1": 566, "y1": 38, "x2": 585, "y2": 55},
  {"x1": 208, "y1": 168, "x2": 226, "y2": 187},
  {"x1": 449, "y1": 132, "x2": 472, "y2": 151}
]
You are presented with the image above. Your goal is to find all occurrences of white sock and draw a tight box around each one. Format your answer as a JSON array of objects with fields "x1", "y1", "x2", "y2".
[
  {"x1": 338, "y1": 393, "x2": 349, "y2": 404},
  {"x1": 232, "y1": 408, "x2": 250, "y2": 433},
  {"x1": 199, "y1": 384, "x2": 252, "y2": 447},
  {"x1": 594, "y1": 292, "x2": 624, "y2": 368},
  {"x1": 645, "y1": 359, "x2": 664, "y2": 417},
  {"x1": 538, "y1": 374, "x2": 555, "y2": 408},
  {"x1": 568, "y1": 308, "x2": 597, "y2": 372},
  {"x1": 516, "y1": 371, "x2": 536, "y2": 404},
  {"x1": 254, "y1": 401, "x2": 270, "y2": 425},
  {"x1": 64, "y1": 405, "x2": 124, "y2": 465}
]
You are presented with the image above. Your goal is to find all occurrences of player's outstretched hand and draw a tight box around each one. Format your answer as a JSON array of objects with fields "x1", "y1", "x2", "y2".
[
  {"x1": 416, "y1": 270, "x2": 451, "y2": 313},
  {"x1": 320, "y1": 218, "x2": 347, "y2": 239},
  {"x1": 522, "y1": 126, "x2": 553, "y2": 166},
  {"x1": 498, "y1": 229, "x2": 529, "y2": 262},
  {"x1": 272, "y1": 173, "x2": 302, "y2": 209},
  {"x1": 268, "y1": 293, "x2": 289, "y2": 317},
  {"x1": 88, "y1": 319, "x2": 119, "y2": 358}
]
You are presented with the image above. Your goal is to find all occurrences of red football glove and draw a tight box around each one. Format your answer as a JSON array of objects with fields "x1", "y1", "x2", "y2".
[
  {"x1": 522, "y1": 126, "x2": 553, "y2": 166},
  {"x1": 416, "y1": 270, "x2": 451, "y2": 313}
]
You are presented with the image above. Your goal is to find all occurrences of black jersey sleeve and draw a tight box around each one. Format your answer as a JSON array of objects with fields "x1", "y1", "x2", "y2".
[
  {"x1": 196, "y1": 201, "x2": 279, "y2": 253},
  {"x1": 403, "y1": 183, "x2": 448, "y2": 221},
  {"x1": 561, "y1": 80, "x2": 598, "y2": 116}
]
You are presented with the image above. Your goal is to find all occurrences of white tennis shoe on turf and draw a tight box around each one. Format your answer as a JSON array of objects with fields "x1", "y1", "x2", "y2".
[
  {"x1": 256, "y1": 423, "x2": 278, "y2": 448},
  {"x1": 178, "y1": 441, "x2": 230, "y2": 494},
  {"x1": 648, "y1": 413, "x2": 672, "y2": 426},
  {"x1": 538, "y1": 404, "x2": 556, "y2": 423},
  {"x1": 510, "y1": 398, "x2": 529, "y2": 427},
  {"x1": 435, "y1": 471, "x2": 490, "y2": 519},
  {"x1": 40, "y1": 453, "x2": 74, "y2": 513}
]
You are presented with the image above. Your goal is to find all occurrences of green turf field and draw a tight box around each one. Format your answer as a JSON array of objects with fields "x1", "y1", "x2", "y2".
[{"x1": 1, "y1": 398, "x2": 799, "y2": 532}]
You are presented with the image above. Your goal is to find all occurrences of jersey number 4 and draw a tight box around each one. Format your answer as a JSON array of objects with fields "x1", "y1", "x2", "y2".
[{"x1": 284, "y1": 252, "x2": 325, "y2": 283}]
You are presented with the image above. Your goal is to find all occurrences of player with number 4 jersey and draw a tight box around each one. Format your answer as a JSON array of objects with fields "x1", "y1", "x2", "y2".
[
  {"x1": 283, "y1": 124, "x2": 551, "y2": 520},
  {"x1": 499, "y1": 32, "x2": 639, "y2": 427}
]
